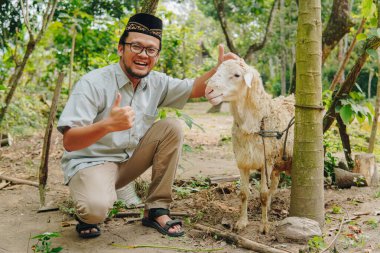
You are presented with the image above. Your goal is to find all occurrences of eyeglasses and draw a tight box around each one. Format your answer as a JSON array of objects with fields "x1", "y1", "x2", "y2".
[{"x1": 123, "y1": 42, "x2": 160, "y2": 57}]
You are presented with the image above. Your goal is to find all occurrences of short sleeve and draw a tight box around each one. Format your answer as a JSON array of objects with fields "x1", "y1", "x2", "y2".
[
  {"x1": 57, "y1": 79, "x2": 104, "y2": 134},
  {"x1": 158, "y1": 75, "x2": 194, "y2": 109}
]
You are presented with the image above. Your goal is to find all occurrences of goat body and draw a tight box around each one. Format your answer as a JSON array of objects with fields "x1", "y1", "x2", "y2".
[{"x1": 206, "y1": 59, "x2": 295, "y2": 234}]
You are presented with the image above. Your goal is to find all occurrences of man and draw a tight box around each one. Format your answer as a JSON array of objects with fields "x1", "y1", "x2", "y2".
[{"x1": 57, "y1": 13, "x2": 237, "y2": 239}]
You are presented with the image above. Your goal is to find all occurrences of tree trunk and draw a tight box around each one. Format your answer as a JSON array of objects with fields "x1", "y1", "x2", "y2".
[
  {"x1": 68, "y1": 19, "x2": 77, "y2": 96},
  {"x1": 322, "y1": 0, "x2": 354, "y2": 64},
  {"x1": 368, "y1": 68, "x2": 374, "y2": 98},
  {"x1": 39, "y1": 72, "x2": 64, "y2": 207},
  {"x1": 336, "y1": 114, "x2": 354, "y2": 170},
  {"x1": 290, "y1": 0, "x2": 324, "y2": 226},
  {"x1": 140, "y1": 0, "x2": 159, "y2": 14},
  {"x1": 280, "y1": 0, "x2": 286, "y2": 96},
  {"x1": 0, "y1": 0, "x2": 58, "y2": 128},
  {"x1": 323, "y1": 37, "x2": 380, "y2": 133},
  {"x1": 368, "y1": 4, "x2": 380, "y2": 153},
  {"x1": 0, "y1": 40, "x2": 36, "y2": 127},
  {"x1": 368, "y1": 49, "x2": 380, "y2": 153}
]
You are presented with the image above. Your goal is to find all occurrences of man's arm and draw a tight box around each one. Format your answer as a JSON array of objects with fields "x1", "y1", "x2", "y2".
[
  {"x1": 190, "y1": 44, "x2": 239, "y2": 99},
  {"x1": 63, "y1": 93, "x2": 135, "y2": 151}
]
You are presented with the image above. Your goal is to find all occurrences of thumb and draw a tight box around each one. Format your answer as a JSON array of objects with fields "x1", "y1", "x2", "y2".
[
  {"x1": 218, "y1": 44, "x2": 224, "y2": 65},
  {"x1": 113, "y1": 93, "x2": 121, "y2": 108}
]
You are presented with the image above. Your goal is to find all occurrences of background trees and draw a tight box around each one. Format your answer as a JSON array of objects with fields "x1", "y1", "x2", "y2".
[{"x1": 0, "y1": 0, "x2": 379, "y2": 223}]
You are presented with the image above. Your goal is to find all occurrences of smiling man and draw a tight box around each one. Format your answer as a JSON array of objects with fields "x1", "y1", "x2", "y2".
[{"x1": 57, "y1": 13, "x2": 237, "y2": 239}]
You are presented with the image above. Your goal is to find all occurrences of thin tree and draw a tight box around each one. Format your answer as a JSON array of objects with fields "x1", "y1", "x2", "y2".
[
  {"x1": 290, "y1": 0, "x2": 325, "y2": 225},
  {"x1": 0, "y1": 0, "x2": 58, "y2": 128},
  {"x1": 140, "y1": 0, "x2": 159, "y2": 14},
  {"x1": 368, "y1": 0, "x2": 380, "y2": 153},
  {"x1": 39, "y1": 73, "x2": 64, "y2": 207}
]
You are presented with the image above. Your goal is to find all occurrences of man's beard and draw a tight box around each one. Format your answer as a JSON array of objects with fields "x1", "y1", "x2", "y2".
[{"x1": 125, "y1": 65, "x2": 150, "y2": 79}]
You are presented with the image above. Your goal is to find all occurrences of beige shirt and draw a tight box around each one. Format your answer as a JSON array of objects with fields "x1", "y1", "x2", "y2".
[{"x1": 57, "y1": 63, "x2": 193, "y2": 184}]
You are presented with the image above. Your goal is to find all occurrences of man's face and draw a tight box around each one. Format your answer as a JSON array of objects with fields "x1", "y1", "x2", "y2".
[{"x1": 118, "y1": 32, "x2": 160, "y2": 80}]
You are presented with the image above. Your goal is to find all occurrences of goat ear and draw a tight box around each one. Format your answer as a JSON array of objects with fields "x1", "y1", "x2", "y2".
[{"x1": 244, "y1": 71, "x2": 254, "y2": 88}]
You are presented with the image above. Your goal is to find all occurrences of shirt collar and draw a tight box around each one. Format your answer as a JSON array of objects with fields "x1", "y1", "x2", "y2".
[{"x1": 114, "y1": 62, "x2": 148, "y2": 90}]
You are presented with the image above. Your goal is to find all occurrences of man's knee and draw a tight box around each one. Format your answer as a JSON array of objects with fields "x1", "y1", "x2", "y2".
[
  {"x1": 75, "y1": 198, "x2": 113, "y2": 224},
  {"x1": 157, "y1": 118, "x2": 183, "y2": 141}
]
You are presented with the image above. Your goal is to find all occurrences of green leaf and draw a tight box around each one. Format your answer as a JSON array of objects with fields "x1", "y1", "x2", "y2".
[
  {"x1": 366, "y1": 49, "x2": 378, "y2": 60},
  {"x1": 366, "y1": 102, "x2": 375, "y2": 114},
  {"x1": 0, "y1": 84, "x2": 6, "y2": 90},
  {"x1": 340, "y1": 105, "x2": 353, "y2": 125},
  {"x1": 356, "y1": 33, "x2": 367, "y2": 41},
  {"x1": 51, "y1": 247, "x2": 63, "y2": 253},
  {"x1": 356, "y1": 113, "x2": 365, "y2": 124},
  {"x1": 362, "y1": 0, "x2": 373, "y2": 17}
]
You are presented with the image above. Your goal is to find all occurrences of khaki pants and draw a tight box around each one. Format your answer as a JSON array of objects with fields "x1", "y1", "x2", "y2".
[{"x1": 68, "y1": 118, "x2": 183, "y2": 224}]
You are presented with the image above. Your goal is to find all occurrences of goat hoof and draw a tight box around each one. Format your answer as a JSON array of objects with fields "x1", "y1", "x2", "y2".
[
  {"x1": 259, "y1": 223, "x2": 269, "y2": 234},
  {"x1": 234, "y1": 220, "x2": 248, "y2": 232}
]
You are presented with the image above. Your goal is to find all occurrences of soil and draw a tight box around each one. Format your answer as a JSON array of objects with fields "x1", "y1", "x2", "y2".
[{"x1": 1, "y1": 102, "x2": 380, "y2": 253}]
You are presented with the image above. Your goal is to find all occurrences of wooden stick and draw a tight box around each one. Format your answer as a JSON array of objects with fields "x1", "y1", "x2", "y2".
[
  {"x1": 0, "y1": 175, "x2": 38, "y2": 187},
  {"x1": 321, "y1": 210, "x2": 348, "y2": 253},
  {"x1": 194, "y1": 224, "x2": 294, "y2": 253},
  {"x1": 114, "y1": 211, "x2": 189, "y2": 218},
  {"x1": 0, "y1": 180, "x2": 10, "y2": 190},
  {"x1": 39, "y1": 72, "x2": 64, "y2": 207}
]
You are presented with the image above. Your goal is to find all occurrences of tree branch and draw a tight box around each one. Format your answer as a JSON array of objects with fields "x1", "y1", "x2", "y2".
[
  {"x1": 329, "y1": 18, "x2": 366, "y2": 91},
  {"x1": 244, "y1": 0, "x2": 279, "y2": 60},
  {"x1": 213, "y1": 0, "x2": 238, "y2": 55},
  {"x1": 19, "y1": 0, "x2": 33, "y2": 40},
  {"x1": 323, "y1": 36, "x2": 380, "y2": 132},
  {"x1": 322, "y1": 0, "x2": 354, "y2": 64}
]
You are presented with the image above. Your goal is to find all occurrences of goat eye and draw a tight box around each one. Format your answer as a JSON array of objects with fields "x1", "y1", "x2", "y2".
[{"x1": 234, "y1": 74, "x2": 240, "y2": 78}]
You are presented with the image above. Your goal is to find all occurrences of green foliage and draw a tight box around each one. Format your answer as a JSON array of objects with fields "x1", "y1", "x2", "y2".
[
  {"x1": 218, "y1": 134, "x2": 232, "y2": 145},
  {"x1": 353, "y1": 175, "x2": 366, "y2": 187},
  {"x1": 307, "y1": 236, "x2": 326, "y2": 252},
  {"x1": 108, "y1": 200, "x2": 127, "y2": 218},
  {"x1": 158, "y1": 108, "x2": 204, "y2": 132},
  {"x1": 364, "y1": 218, "x2": 378, "y2": 229},
  {"x1": 31, "y1": 232, "x2": 63, "y2": 253},
  {"x1": 337, "y1": 91, "x2": 374, "y2": 125},
  {"x1": 324, "y1": 152, "x2": 337, "y2": 181},
  {"x1": 175, "y1": 110, "x2": 204, "y2": 132},
  {"x1": 174, "y1": 176, "x2": 210, "y2": 199},
  {"x1": 0, "y1": 1, "x2": 22, "y2": 48},
  {"x1": 279, "y1": 172, "x2": 292, "y2": 188},
  {"x1": 332, "y1": 205, "x2": 343, "y2": 214}
]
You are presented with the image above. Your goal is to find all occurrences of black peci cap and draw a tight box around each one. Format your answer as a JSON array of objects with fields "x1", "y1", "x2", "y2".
[{"x1": 125, "y1": 13, "x2": 163, "y2": 41}]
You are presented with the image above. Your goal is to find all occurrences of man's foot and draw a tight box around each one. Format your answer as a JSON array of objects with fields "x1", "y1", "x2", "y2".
[
  {"x1": 75, "y1": 216, "x2": 101, "y2": 239},
  {"x1": 142, "y1": 208, "x2": 184, "y2": 237}
]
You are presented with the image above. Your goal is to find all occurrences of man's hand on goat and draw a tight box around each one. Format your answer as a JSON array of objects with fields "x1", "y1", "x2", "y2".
[{"x1": 217, "y1": 44, "x2": 240, "y2": 67}]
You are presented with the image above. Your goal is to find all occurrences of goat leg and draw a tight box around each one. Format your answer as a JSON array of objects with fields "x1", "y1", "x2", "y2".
[{"x1": 234, "y1": 168, "x2": 250, "y2": 231}]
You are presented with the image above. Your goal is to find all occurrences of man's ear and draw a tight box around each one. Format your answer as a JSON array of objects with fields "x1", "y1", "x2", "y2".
[
  {"x1": 244, "y1": 71, "x2": 254, "y2": 88},
  {"x1": 117, "y1": 44, "x2": 124, "y2": 56}
]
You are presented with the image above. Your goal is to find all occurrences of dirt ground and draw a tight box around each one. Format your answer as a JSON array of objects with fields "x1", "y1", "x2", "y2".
[{"x1": 1, "y1": 102, "x2": 380, "y2": 253}]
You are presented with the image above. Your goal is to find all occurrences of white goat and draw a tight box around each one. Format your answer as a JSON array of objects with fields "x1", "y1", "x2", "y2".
[{"x1": 206, "y1": 59, "x2": 295, "y2": 234}]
